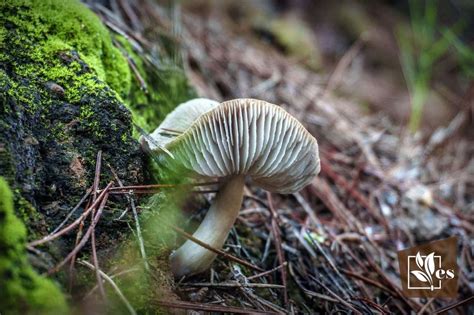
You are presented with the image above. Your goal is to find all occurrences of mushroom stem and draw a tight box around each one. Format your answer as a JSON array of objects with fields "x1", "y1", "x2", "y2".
[{"x1": 170, "y1": 175, "x2": 245, "y2": 277}]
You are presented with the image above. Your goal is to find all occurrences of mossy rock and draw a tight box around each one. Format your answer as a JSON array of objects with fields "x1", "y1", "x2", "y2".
[
  {"x1": 0, "y1": 177, "x2": 68, "y2": 314},
  {"x1": 0, "y1": 0, "x2": 144, "y2": 236},
  {"x1": 0, "y1": 0, "x2": 196, "y2": 310}
]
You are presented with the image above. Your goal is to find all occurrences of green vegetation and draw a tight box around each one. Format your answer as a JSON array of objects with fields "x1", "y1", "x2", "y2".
[
  {"x1": 396, "y1": 0, "x2": 472, "y2": 132},
  {"x1": 0, "y1": 0, "x2": 135, "y2": 152},
  {"x1": 115, "y1": 36, "x2": 196, "y2": 134},
  {"x1": 0, "y1": 177, "x2": 68, "y2": 314},
  {"x1": 0, "y1": 0, "x2": 131, "y2": 103},
  {"x1": 443, "y1": 29, "x2": 474, "y2": 78},
  {"x1": 0, "y1": 0, "x2": 196, "y2": 312}
]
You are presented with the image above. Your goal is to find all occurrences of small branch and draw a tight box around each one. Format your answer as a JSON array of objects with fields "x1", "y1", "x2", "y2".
[
  {"x1": 90, "y1": 151, "x2": 106, "y2": 299},
  {"x1": 181, "y1": 282, "x2": 285, "y2": 289},
  {"x1": 165, "y1": 222, "x2": 264, "y2": 272},
  {"x1": 79, "y1": 260, "x2": 136, "y2": 315},
  {"x1": 28, "y1": 183, "x2": 112, "y2": 247},
  {"x1": 267, "y1": 192, "x2": 288, "y2": 308},
  {"x1": 106, "y1": 184, "x2": 176, "y2": 192},
  {"x1": 47, "y1": 187, "x2": 111, "y2": 275},
  {"x1": 105, "y1": 181, "x2": 218, "y2": 192},
  {"x1": 433, "y1": 295, "x2": 474, "y2": 314},
  {"x1": 51, "y1": 187, "x2": 92, "y2": 234},
  {"x1": 311, "y1": 275, "x2": 362, "y2": 314},
  {"x1": 109, "y1": 164, "x2": 150, "y2": 272},
  {"x1": 247, "y1": 262, "x2": 287, "y2": 280},
  {"x1": 322, "y1": 33, "x2": 367, "y2": 99},
  {"x1": 417, "y1": 297, "x2": 436, "y2": 315},
  {"x1": 340, "y1": 269, "x2": 397, "y2": 296},
  {"x1": 84, "y1": 267, "x2": 140, "y2": 300},
  {"x1": 156, "y1": 300, "x2": 277, "y2": 314}
]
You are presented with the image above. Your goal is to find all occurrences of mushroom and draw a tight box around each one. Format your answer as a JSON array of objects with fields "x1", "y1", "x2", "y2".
[
  {"x1": 144, "y1": 98, "x2": 320, "y2": 277},
  {"x1": 141, "y1": 98, "x2": 220, "y2": 151}
]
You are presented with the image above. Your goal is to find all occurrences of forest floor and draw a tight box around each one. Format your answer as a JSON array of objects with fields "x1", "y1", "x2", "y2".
[{"x1": 56, "y1": 0, "x2": 474, "y2": 313}]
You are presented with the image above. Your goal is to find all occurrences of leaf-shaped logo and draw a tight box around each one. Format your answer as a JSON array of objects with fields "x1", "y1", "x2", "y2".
[
  {"x1": 415, "y1": 252, "x2": 424, "y2": 269},
  {"x1": 425, "y1": 253, "x2": 435, "y2": 276},
  {"x1": 411, "y1": 270, "x2": 430, "y2": 282},
  {"x1": 424, "y1": 252, "x2": 436, "y2": 290},
  {"x1": 410, "y1": 251, "x2": 438, "y2": 290}
]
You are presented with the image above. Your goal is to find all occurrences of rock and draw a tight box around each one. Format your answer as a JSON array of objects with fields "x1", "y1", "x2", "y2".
[{"x1": 0, "y1": 0, "x2": 143, "y2": 259}]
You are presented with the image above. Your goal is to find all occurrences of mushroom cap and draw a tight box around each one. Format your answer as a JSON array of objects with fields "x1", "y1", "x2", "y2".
[
  {"x1": 162, "y1": 98, "x2": 320, "y2": 194},
  {"x1": 141, "y1": 98, "x2": 220, "y2": 150}
]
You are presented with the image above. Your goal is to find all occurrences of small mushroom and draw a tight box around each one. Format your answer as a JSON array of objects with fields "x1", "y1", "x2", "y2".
[
  {"x1": 145, "y1": 98, "x2": 320, "y2": 277},
  {"x1": 141, "y1": 98, "x2": 220, "y2": 151}
]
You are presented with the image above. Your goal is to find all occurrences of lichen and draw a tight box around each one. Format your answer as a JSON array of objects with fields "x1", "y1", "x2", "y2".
[{"x1": 0, "y1": 177, "x2": 68, "y2": 314}]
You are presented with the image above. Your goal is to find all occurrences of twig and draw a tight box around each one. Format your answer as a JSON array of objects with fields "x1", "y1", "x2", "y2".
[
  {"x1": 155, "y1": 300, "x2": 277, "y2": 314},
  {"x1": 248, "y1": 262, "x2": 287, "y2": 280},
  {"x1": 47, "y1": 186, "x2": 111, "y2": 275},
  {"x1": 109, "y1": 164, "x2": 150, "y2": 272},
  {"x1": 106, "y1": 181, "x2": 218, "y2": 192},
  {"x1": 320, "y1": 157, "x2": 389, "y2": 230},
  {"x1": 267, "y1": 192, "x2": 289, "y2": 308},
  {"x1": 310, "y1": 275, "x2": 362, "y2": 314},
  {"x1": 106, "y1": 184, "x2": 176, "y2": 191},
  {"x1": 165, "y1": 223, "x2": 264, "y2": 272},
  {"x1": 364, "y1": 252, "x2": 422, "y2": 311},
  {"x1": 181, "y1": 282, "x2": 285, "y2": 289},
  {"x1": 90, "y1": 151, "x2": 106, "y2": 299},
  {"x1": 322, "y1": 33, "x2": 367, "y2": 98},
  {"x1": 51, "y1": 187, "x2": 92, "y2": 234},
  {"x1": 433, "y1": 295, "x2": 474, "y2": 314},
  {"x1": 84, "y1": 267, "x2": 140, "y2": 300},
  {"x1": 126, "y1": 53, "x2": 148, "y2": 91},
  {"x1": 305, "y1": 232, "x2": 353, "y2": 296},
  {"x1": 340, "y1": 269, "x2": 397, "y2": 296},
  {"x1": 417, "y1": 297, "x2": 436, "y2": 315},
  {"x1": 288, "y1": 262, "x2": 338, "y2": 303},
  {"x1": 28, "y1": 184, "x2": 112, "y2": 247},
  {"x1": 79, "y1": 260, "x2": 137, "y2": 315},
  {"x1": 71, "y1": 150, "x2": 103, "y2": 283},
  {"x1": 353, "y1": 297, "x2": 390, "y2": 315}
]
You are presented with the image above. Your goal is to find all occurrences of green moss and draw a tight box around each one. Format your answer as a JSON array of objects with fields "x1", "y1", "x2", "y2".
[
  {"x1": 1, "y1": 0, "x2": 195, "y2": 142},
  {"x1": 0, "y1": 0, "x2": 131, "y2": 119},
  {"x1": 13, "y1": 192, "x2": 42, "y2": 236},
  {"x1": 0, "y1": 177, "x2": 68, "y2": 314},
  {"x1": 1, "y1": 0, "x2": 130, "y2": 99}
]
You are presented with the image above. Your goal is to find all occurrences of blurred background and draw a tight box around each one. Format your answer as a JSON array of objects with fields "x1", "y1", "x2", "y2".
[{"x1": 177, "y1": 0, "x2": 473, "y2": 133}]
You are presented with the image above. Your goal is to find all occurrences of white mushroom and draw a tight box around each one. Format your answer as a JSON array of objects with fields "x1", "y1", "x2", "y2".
[
  {"x1": 145, "y1": 98, "x2": 320, "y2": 277},
  {"x1": 140, "y1": 98, "x2": 220, "y2": 151}
]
